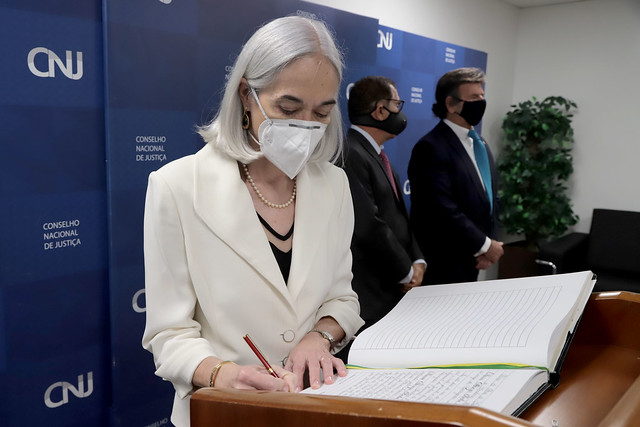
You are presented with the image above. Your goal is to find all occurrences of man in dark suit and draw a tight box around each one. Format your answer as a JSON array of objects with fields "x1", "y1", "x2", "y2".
[
  {"x1": 408, "y1": 67, "x2": 503, "y2": 285},
  {"x1": 341, "y1": 76, "x2": 426, "y2": 340}
]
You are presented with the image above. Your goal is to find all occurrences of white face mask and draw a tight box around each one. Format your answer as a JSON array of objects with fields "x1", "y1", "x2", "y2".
[{"x1": 248, "y1": 87, "x2": 327, "y2": 179}]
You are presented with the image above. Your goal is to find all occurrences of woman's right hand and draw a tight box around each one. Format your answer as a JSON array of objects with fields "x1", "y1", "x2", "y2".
[
  {"x1": 215, "y1": 362, "x2": 297, "y2": 392},
  {"x1": 195, "y1": 357, "x2": 297, "y2": 392}
]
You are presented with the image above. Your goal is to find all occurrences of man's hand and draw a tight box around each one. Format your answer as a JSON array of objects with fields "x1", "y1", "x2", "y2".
[
  {"x1": 402, "y1": 262, "x2": 426, "y2": 293},
  {"x1": 484, "y1": 239, "x2": 504, "y2": 263},
  {"x1": 475, "y1": 254, "x2": 492, "y2": 270},
  {"x1": 476, "y1": 240, "x2": 504, "y2": 270}
]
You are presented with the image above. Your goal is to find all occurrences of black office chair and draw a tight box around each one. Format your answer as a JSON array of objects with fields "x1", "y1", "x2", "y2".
[{"x1": 537, "y1": 208, "x2": 640, "y2": 293}]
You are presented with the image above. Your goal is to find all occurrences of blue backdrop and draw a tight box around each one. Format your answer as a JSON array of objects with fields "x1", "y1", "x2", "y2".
[
  {"x1": 0, "y1": 1, "x2": 485, "y2": 425},
  {"x1": 0, "y1": 1, "x2": 108, "y2": 425}
]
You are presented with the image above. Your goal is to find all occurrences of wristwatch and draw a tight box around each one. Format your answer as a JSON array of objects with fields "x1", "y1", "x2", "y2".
[{"x1": 309, "y1": 329, "x2": 335, "y2": 348}]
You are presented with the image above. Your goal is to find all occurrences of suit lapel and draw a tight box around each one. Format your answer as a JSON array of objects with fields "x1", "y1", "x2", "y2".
[
  {"x1": 390, "y1": 166, "x2": 405, "y2": 208},
  {"x1": 353, "y1": 130, "x2": 402, "y2": 203},
  {"x1": 286, "y1": 164, "x2": 330, "y2": 301},
  {"x1": 439, "y1": 122, "x2": 490, "y2": 207},
  {"x1": 192, "y1": 145, "x2": 293, "y2": 305}
]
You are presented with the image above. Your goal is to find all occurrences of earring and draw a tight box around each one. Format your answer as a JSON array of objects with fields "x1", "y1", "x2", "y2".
[{"x1": 242, "y1": 109, "x2": 251, "y2": 130}]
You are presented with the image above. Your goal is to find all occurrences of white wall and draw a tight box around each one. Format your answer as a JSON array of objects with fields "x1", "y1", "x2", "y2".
[
  {"x1": 514, "y1": 0, "x2": 640, "y2": 231},
  {"x1": 307, "y1": 0, "x2": 640, "y2": 234}
]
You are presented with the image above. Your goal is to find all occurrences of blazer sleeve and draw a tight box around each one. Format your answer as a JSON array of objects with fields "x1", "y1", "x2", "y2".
[
  {"x1": 344, "y1": 145, "x2": 415, "y2": 282},
  {"x1": 141, "y1": 170, "x2": 215, "y2": 399}
]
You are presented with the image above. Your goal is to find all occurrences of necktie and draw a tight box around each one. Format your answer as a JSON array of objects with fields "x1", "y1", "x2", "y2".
[
  {"x1": 379, "y1": 149, "x2": 399, "y2": 200},
  {"x1": 468, "y1": 129, "x2": 493, "y2": 213}
]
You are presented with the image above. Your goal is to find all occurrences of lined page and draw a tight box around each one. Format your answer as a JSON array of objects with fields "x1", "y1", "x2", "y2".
[
  {"x1": 366, "y1": 287, "x2": 560, "y2": 350},
  {"x1": 348, "y1": 272, "x2": 593, "y2": 369},
  {"x1": 302, "y1": 368, "x2": 547, "y2": 415}
]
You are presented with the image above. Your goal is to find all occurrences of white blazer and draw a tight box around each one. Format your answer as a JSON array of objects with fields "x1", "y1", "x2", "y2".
[{"x1": 142, "y1": 144, "x2": 363, "y2": 426}]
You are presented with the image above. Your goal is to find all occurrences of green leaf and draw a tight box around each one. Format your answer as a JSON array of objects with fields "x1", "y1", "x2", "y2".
[{"x1": 497, "y1": 95, "x2": 577, "y2": 245}]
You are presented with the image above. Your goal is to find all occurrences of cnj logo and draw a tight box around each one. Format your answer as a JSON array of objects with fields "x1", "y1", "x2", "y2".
[
  {"x1": 44, "y1": 372, "x2": 93, "y2": 408},
  {"x1": 345, "y1": 82, "x2": 355, "y2": 101},
  {"x1": 133, "y1": 288, "x2": 146, "y2": 313},
  {"x1": 377, "y1": 30, "x2": 393, "y2": 50},
  {"x1": 28, "y1": 47, "x2": 83, "y2": 80}
]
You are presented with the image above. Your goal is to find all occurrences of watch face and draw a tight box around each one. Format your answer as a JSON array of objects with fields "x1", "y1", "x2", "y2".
[{"x1": 312, "y1": 329, "x2": 334, "y2": 344}]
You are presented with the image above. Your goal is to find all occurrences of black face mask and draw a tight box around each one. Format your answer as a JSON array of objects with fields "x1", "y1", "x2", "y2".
[
  {"x1": 458, "y1": 98, "x2": 487, "y2": 126},
  {"x1": 350, "y1": 106, "x2": 408, "y2": 136}
]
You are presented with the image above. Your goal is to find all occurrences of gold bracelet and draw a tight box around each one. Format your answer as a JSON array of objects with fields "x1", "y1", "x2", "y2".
[{"x1": 209, "y1": 360, "x2": 235, "y2": 388}]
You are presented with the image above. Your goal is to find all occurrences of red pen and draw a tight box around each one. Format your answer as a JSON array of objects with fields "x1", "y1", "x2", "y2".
[{"x1": 243, "y1": 334, "x2": 280, "y2": 378}]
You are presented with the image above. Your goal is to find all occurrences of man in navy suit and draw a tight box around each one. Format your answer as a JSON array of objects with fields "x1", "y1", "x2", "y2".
[
  {"x1": 408, "y1": 68, "x2": 503, "y2": 285},
  {"x1": 341, "y1": 76, "x2": 426, "y2": 339}
]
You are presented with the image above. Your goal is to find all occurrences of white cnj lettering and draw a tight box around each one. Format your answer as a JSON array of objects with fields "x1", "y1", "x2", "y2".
[
  {"x1": 28, "y1": 47, "x2": 83, "y2": 80},
  {"x1": 404, "y1": 179, "x2": 411, "y2": 196},
  {"x1": 133, "y1": 288, "x2": 146, "y2": 313},
  {"x1": 345, "y1": 82, "x2": 354, "y2": 100},
  {"x1": 377, "y1": 30, "x2": 393, "y2": 50},
  {"x1": 44, "y1": 372, "x2": 94, "y2": 408}
]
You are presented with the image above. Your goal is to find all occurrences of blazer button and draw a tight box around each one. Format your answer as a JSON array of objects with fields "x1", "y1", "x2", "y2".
[{"x1": 281, "y1": 329, "x2": 295, "y2": 343}]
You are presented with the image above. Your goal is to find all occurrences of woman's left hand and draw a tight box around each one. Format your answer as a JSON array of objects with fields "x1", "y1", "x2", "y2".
[{"x1": 284, "y1": 331, "x2": 347, "y2": 392}]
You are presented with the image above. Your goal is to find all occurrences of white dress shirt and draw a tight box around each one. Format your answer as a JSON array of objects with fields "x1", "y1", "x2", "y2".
[{"x1": 443, "y1": 119, "x2": 491, "y2": 256}]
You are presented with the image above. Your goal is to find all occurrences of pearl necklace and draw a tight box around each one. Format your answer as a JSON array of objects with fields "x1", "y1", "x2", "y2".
[{"x1": 242, "y1": 163, "x2": 296, "y2": 209}]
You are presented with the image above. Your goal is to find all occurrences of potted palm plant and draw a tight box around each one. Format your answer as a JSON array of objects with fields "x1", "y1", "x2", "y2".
[{"x1": 497, "y1": 96, "x2": 579, "y2": 278}]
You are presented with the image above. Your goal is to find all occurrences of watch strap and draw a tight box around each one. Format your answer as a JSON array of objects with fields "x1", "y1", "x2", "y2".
[{"x1": 309, "y1": 329, "x2": 335, "y2": 347}]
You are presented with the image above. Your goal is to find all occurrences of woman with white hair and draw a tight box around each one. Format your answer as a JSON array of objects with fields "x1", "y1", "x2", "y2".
[{"x1": 142, "y1": 15, "x2": 364, "y2": 426}]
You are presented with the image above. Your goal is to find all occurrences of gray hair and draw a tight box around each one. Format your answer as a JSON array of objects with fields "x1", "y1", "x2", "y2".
[
  {"x1": 432, "y1": 67, "x2": 485, "y2": 119},
  {"x1": 198, "y1": 15, "x2": 345, "y2": 164}
]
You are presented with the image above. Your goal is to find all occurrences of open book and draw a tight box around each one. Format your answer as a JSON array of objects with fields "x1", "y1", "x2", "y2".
[{"x1": 303, "y1": 271, "x2": 596, "y2": 416}]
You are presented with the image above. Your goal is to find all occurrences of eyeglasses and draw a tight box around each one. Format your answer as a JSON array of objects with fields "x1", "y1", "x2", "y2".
[{"x1": 386, "y1": 99, "x2": 405, "y2": 112}]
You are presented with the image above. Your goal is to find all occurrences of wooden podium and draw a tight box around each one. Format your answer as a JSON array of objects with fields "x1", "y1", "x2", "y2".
[{"x1": 191, "y1": 292, "x2": 640, "y2": 427}]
